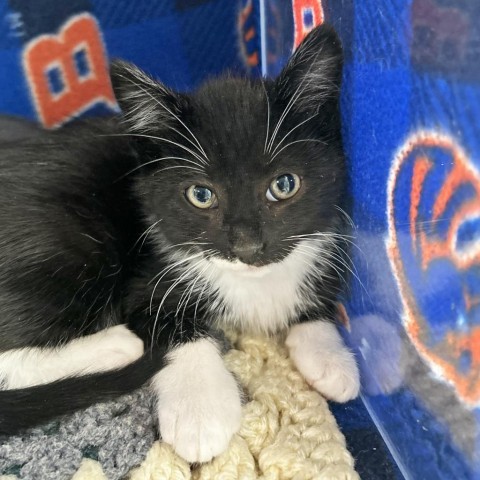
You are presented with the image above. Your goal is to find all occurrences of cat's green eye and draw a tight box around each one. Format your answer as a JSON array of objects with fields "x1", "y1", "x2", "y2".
[
  {"x1": 266, "y1": 173, "x2": 301, "y2": 202},
  {"x1": 185, "y1": 185, "x2": 218, "y2": 209}
]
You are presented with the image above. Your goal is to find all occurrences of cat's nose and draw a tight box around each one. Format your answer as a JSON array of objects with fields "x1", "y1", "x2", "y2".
[
  {"x1": 230, "y1": 230, "x2": 264, "y2": 264},
  {"x1": 232, "y1": 242, "x2": 263, "y2": 257},
  {"x1": 231, "y1": 242, "x2": 264, "y2": 264}
]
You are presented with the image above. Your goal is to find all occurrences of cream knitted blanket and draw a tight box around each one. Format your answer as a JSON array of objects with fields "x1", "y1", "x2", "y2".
[{"x1": 1, "y1": 333, "x2": 358, "y2": 480}]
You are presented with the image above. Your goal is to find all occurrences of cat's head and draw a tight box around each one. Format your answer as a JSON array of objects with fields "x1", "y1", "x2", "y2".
[{"x1": 111, "y1": 24, "x2": 345, "y2": 272}]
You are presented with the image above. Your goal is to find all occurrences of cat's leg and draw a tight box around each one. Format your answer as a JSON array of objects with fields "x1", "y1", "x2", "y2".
[
  {"x1": 286, "y1": 320, "x2": 360, "y2": 402},
  {"x1": 151, "y1": 336, "x2": 242, "y2": 463},
  {"x1": 0, "y1": 325, "x2": 144, "y2": 389},
  {"x1": 127, "y1": 265, "x2": 243, "y2": 463}
]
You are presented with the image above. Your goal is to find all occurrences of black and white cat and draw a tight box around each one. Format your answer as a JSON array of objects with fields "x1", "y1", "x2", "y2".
[{"x1": 0, "y1": 24, "x2": 359, "y2": 462}]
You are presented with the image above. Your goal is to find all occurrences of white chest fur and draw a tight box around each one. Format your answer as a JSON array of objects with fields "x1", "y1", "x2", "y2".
[{"x1": 202, "y1": 240, "x2": 322, "y2": 334}]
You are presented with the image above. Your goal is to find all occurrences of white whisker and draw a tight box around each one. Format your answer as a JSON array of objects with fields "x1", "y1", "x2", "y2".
[
  {"x1": 152, "y1": 165, "x2": 205, "y2": 175},
  {"x1": 269, "y1": 138, "x2": 326, "y2": 163},
  {"x1": 294, "y1": 246, "x2": 339, "y2": 282},
  {"x1": 177, "y1": 258, "x2": 212, "y2": 323},
  {"x1": 163, "y1": 241, "x2": 212, "y2": 251},
  {"x1": 270, "y1": 113, "x2": 319, "y2": 157},
  {"x1": 286, "y1": 231, "x2": 366, "y2": 259},
  {"x1": 285, "y1": 232, "x2": 355, "y2": 241},
  {"x1": 117, "y1": 156, "x2": 205, "y2": 181},
  {"x1": 293, "y1": 233, "x2": 371, "y2": 300},
  {"x1": 119, "y1": 75, "x2": 209, "y2": 161},
  {"x1": 321, "y1": 247, "x2": 370, "y2": 298},
  {"x1": 151, "y1": 252, "x2": 212, "y2": 348},
  {"x1": 148, "y1": 250, "x2": 205, "y2": 314},
  {"x1": 334, "y1": 205, "x2": 355, "y2": 229},
  {"x1": 266, "y1": 81, "x2": 305, "y2": 153},
  {"x1": 100, "y1": 133, "x2": 208, "y2": 166},
  {"x1": 130, "y1": 219, "x2": 162, "y2": 252},
  {"x1": 259, "y1": 80, "x2": 271, "y2": 154},
  {"x1": 193, "y1": 261, "x2": 215, "y2": 324}
]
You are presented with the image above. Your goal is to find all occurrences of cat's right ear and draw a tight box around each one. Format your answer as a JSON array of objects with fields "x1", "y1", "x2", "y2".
[
  {"x1": 273, "y1": 24, "x2": 343, "y2": 114},
  {"x1": 110, "y1": 60, "x2": 183, "y2": 132}
]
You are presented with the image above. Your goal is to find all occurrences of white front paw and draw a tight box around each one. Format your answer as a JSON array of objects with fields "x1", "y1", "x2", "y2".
[
  {"x1": 294, "y1": 347, "x2": 360, "y2": 402},
  {"x1": 286, "y1": 321, "x2": 360, "y2": 403},
  {"x1": 153, "y1": 339, "x2": 242, "y2": 463},
  {"x1": 158, "y1": 391, "x2": 242, "y2": 463}
]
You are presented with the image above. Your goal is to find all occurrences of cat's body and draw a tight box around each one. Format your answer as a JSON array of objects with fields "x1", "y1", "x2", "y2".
[{"x1": 0, "y1": 25, "x2": 359, "y2": 462}]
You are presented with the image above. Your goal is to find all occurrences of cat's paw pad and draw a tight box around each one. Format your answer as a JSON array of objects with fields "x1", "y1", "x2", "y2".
[
  {"x1": 287, "y1": 342, "x2": 360, "y2": 403},
  {"x1": 87, "y1": 325, "x2": 144, "y2": 370}
]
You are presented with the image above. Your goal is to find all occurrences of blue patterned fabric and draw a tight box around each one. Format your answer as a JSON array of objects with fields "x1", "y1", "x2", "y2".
[
  {"x1": 321, "y1": 1, "x2": 480, "y2": 478},
  {"x1": 0, "y1": 1, "x2": 479, "y2": 478},
  {"x1": 0, "y1": 0, "x2": 249, "y2": 124}
]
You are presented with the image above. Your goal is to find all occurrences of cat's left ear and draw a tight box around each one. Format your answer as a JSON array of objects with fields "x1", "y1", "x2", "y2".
[
  {"x1": 110, "y1": 60, "x2": 184, "y2": 132},
  {"x1": 274, "y1": 24, "x2": 343, "y2": 113}
]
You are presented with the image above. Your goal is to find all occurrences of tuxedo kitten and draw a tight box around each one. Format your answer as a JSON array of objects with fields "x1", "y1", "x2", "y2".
[{"x1": 0, "y1": 24, "x2": 359, "y2": 463}]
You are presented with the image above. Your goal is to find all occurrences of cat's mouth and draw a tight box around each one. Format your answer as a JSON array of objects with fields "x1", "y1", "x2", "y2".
[{"x1": 208, "y1": 257, "x2": 272, "y2": 277}]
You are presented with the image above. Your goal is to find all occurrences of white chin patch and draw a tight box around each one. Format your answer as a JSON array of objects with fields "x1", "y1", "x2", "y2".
[
  {"x1": 182, "y1": 239, "x2": 327, "y2": 334},
  {"x1": 208, "y1": 257, "x2": 272, "y2": 277}
]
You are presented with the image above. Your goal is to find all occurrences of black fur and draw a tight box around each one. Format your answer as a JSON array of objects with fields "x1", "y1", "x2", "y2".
[
  {"x1": 0, "y1": 24, "x2": 346, "y2": 434},
  {"x1": 0, "y1": 354, "x2": 162, "y2": 434}
]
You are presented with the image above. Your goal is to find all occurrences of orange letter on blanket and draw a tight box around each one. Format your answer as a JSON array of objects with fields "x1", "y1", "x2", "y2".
[
  {"x1": 23, "y1": 13, "x2": 116, "y2": 128},
  {"x1": 292, "y1": 0, "x2": 324, "y2": 49}
]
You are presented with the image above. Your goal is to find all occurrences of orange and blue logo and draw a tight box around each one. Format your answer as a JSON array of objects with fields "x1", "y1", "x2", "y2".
[
  {"x1": 292, "y1": 0, "x2": 324, "y2": 49},
  {"x1": 238, "y1": 0, "x2": 259, "y2": 69},
  {"x1": 387, "y1": 131, "x2": 480, "y2": 406},
  {"x1": 23, "y1": 13, "x2": 116, "y2": 128}
]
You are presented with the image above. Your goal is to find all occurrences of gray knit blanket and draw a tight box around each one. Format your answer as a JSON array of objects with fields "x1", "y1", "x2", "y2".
[{"x1": 0, "y1": 387, "x2": 156, "y2": 480}]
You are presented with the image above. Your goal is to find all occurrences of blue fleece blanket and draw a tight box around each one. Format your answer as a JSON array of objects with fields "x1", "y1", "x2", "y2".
[{"x1": 0, "y1": 1, "x2": 478, "y2": 478}]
